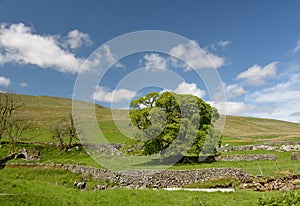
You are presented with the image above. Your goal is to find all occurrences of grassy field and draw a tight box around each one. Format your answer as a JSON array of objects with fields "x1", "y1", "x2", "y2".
[
  {"x1": 1, "y1": 94, "x2": 300, "y2": 205},
  {"x1": 0, "y1": 167, "x2": 297, "y2": 206},
  {"x1": 3, "y1": 94, "x2": 299, "y2": 176},
  {"x1": 218, "y1": 115, "x2": 300, "y2": 145}
]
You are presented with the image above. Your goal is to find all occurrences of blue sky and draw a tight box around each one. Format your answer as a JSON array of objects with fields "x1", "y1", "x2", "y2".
[{"x1": 1, "y1": 0, "x2": 300, "y2": 122}]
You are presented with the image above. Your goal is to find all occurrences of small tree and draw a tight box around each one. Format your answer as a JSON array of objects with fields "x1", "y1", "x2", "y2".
[
  {"x1": 5, "y1": 116, "x2": 31, "y2": 151},
  {"x1": 49, "y1": 114, "x2": 78, "y2": 150},
  {"x1": 129, "y1": 91, "x2": 221, "y2": 159},
  {"x1": 0, "y1": 92, "x2": 21, "y2": 141}
]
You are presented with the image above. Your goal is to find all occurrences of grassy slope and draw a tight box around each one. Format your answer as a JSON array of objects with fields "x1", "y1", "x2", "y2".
[
  {"x1": 13, "y1": 94, "x2": 300, "y2": 145},
  {"x1": 13, "y1": 94, "x2": 129, "y2": 143},
  {"x1": 219, "y1": 115, "x2": 300, "y2": 145}
]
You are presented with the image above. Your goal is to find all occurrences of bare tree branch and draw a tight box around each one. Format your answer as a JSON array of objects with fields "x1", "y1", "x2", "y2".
[{"x1": 0, "y1": 92, "x2": 22, "y2": 140}]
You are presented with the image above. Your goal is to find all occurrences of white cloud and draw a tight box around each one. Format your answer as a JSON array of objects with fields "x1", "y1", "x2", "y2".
[
  {"x1": 0, "y1": 23, "x2": 81, "y2": 73},
  {"x1": 169, "y1": 40, "x2": 225, "y2": 71},
  {"x1": 142, "y1": 53, "x2": 167, "y2": 72},
  {"x1": 236, "y1": 62, "x2": 278, "y2": 86},
  {"x1": 0, "y1": 23, "x2": 94, "y2": 73},
  {"x1": 64, "y1": 29, "x2": 92, "y2": 49},
  {"x1": 238, "y1": 70, "x2": 300, "y2": 122},
  {"x1": 0, "y1": 76, "x2": 10, "y2": 87},
  {"x1": 218, "y1": 40, "x2": 231, "y2": 48},
  {"x1": 210, "y1": 101, "x2": 249, "y2": 116},
  {"x1": 83, "y1": 44, "x2": 124, "y2": 70},
  {"x1": 19, "y1": 82, "x2": 28, "y2": 88},
  {"x1": 293, "y1": 39, "x2": 300, "y2": 53},
  {"x1": 225, "y1": 84, "x2": 247, "y2": 99},
  {"x1": 93, "y1": 86, "x2": 136, "y2": 103},
  {"x1": 174, "y1": 82, "x2": 206, "y2": 98},
  {"x1": 247, "y1": 73, "x2": 300, "y2": 104}
]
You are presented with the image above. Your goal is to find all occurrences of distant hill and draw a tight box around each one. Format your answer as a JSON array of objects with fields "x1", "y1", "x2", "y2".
[{"x1": 12, "y1": 94, "x2": 300, "y2": 145}]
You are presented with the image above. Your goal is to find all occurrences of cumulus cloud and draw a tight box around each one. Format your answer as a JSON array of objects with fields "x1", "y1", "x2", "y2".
[
  {"x1": 19, "y1": 82, "x2": 28, "y2": 88},
  {"x1": 210, "y1": 101, "x2": 249, "y2": 116},
  {"x1": 239, "y1": 70, "x2": 300, "y2": 122},
  {"x1": 93, "y1": 86, "x2": 136, "y2": 103},
  {"x1": 169, "y1": 40, "x2": 225, "y2": 71},
  {"x1": 174, "y1": 82, "x2": 206, "y2": 98},
  {"x1": 225, "y1": 84, "x2": 247, "y2": 99},
  {"x1": 0, "y1": 23, "x2": 84, "y2": 73},
  {"x1": 0, "y1": 23, "x2": 109, "y2": 73},
  {"x1": 236, "y1": 62, "x2": 278, "y2": 86},
  {"x1": 247, "y1": 72, "x2": 300, "y2": 106},
  {"x1": 0, "y1": 76, "x2": 10, "y2": 87},
  {"x1": 142, "y1": 53, "x2": 167, "y2": 72},
  {"x1": 64, "y1": 29, "x2": 92, "y2": 49}
]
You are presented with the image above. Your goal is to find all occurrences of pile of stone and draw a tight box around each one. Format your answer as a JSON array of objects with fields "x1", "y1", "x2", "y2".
[{"x1": 242, "y1": 175, "x2": 300, "y2": 191}]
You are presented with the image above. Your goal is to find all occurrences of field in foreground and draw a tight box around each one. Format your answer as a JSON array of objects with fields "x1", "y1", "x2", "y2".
[{"x1": 0, "y1": 167, "x2": 297, "y2": 206}]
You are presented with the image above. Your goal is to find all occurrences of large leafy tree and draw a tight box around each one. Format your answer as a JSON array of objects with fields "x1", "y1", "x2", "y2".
[{"x1": 129, "y1": 91, "x2": 221, "y2": 157}]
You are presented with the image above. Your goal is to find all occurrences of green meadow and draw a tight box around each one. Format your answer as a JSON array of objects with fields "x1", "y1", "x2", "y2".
[{"x1": 1, "y1": 94, "x2": 300, "y2": 205}]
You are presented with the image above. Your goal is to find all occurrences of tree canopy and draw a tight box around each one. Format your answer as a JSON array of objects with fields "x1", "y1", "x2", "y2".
[{"x1": 129, "y1": 91, "x2": 221, "y2": 158}]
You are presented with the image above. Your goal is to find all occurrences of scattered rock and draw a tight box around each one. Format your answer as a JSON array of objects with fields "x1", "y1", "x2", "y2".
[{"x1": 291, "y1": 152, "x2": 300, "y2": 160}]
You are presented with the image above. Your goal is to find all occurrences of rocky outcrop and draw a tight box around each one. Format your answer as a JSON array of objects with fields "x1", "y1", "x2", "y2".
[{"x1": 216, "y1": 154, "x2": 277, "y2": 162}]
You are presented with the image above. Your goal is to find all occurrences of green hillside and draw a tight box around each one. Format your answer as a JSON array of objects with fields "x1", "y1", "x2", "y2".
[{"x1": 10, "y1": 94, "x2": 300, "y2": 145}]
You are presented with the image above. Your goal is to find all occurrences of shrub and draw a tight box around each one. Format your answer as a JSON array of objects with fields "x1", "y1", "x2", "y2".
[{"x1": 258, "y1": 191, "x2": 300, "y2": 206}]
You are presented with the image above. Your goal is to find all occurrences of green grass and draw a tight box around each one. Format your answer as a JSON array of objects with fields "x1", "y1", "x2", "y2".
[
  {"x1": 171, "y1": 150, "x2": 300, "y2": 176},
  {"x1": 0, "y1": 167, "x2": 298, "y2": 206},
  {"x1": 216, "y1": 115, "x2": 300, "y2": 145},
  {"x1": 1, "y1": 142, "x2": 299, "y2": 176},
  {"x1": 1, "y1": 94, "x2": 300, "y2": 205},
  {"x1": 8, "y1": 94, "x2": 300, "y2": 145},
  {"x1": 0, "y1": 143, "x2": 101, "y2": 168}
]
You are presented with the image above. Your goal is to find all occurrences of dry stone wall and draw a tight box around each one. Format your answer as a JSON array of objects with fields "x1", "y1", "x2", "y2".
[
  {"x1": 216, "y1": 154, "x2": 277, "y2": 162},
  {"x1": 4, "y1": 163, "x2": 248, "y2": 189}
]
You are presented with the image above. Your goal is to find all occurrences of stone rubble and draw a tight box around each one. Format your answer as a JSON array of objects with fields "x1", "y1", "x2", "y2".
[{"x1": 241, "y1": 175, "x2": 300, "y2": 191}]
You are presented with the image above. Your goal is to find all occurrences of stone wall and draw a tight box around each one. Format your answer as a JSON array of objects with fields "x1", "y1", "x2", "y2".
[
  {"x1": 216, "y1": 154, "x2": 277, "y2": 162},
  {"x1": 3, "y1": 163, "x2": 248, "y2": 189},
  {"x1": 218, "y1": 144, "x2": 300, "y2": 152}
]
